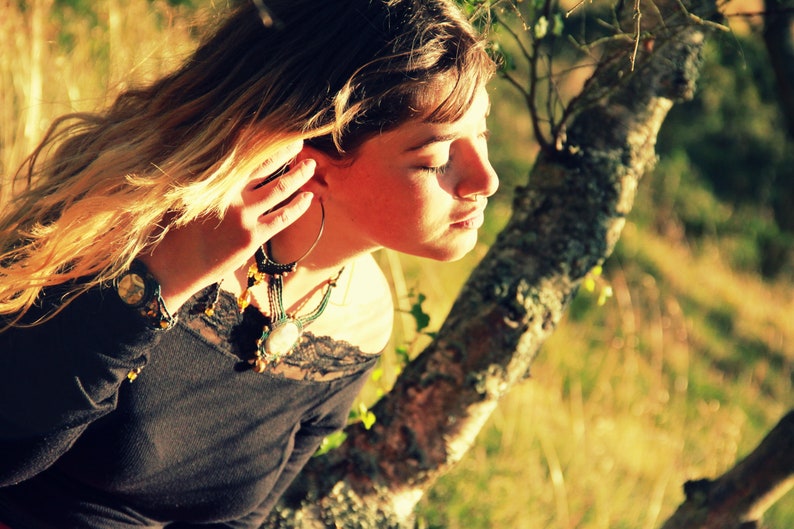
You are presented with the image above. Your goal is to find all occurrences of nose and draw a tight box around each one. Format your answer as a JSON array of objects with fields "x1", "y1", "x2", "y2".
[{"x1": 453, "y1": 139, "x2": 499, "y2": 200}]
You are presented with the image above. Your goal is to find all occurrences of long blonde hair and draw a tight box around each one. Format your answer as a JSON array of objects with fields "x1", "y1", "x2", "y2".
[{"x1": 0, "y1": 0, "x2": 494, "y2": 323}]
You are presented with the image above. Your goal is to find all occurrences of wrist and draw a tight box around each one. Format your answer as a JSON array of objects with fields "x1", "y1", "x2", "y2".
[
  {"x1": 135, "y1": 252, "x2": 200, "y2": 312},
  {"x1": 114, "y1": 260, "x2": 178, "y2": 331}
]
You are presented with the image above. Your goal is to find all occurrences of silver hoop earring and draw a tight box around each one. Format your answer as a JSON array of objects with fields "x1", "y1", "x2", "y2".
[{"x1": 258, "y1": 200, "x2": 325, "y2": 275}]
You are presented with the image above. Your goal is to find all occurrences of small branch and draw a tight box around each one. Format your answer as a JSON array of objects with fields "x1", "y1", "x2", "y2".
[
  {"x1": 527, "y1": 39, "x2": 550, "y2": 150},
  {"x1": 500, "y1": 69, "x2": 530, "y2": 98},
  {"x1": 566, "y1": 0, "x2": 590, "y2": 18},
  {"x1": 524, "y1": 0, "x2": 557, "y2": 151},
  {"x1": 493, "y1": 9, "x2": 549, "y2": 146},
  {"x1": 569, "y1": 32, "x2": 636, "y2": 52},
  {"x1": 544, "y1": 52, "x2": 556, "y2": 139},
  {"x1": 659, "y1": 410, "x2": 794, "y2": 529},
  {"x1": 497, "y1": 12, "x2": 533, "y2": 67},
  {"x1": 676, "y1": 0, "x2": 731, "y2": 31},
  {"x1": 630, "y1": 0, "x2": 643, "y2": 71}
]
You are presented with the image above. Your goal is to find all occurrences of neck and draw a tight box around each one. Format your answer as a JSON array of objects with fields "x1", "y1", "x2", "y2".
[
  {"x1": 255, "y1": 200, "x2": 371, "y2": 316},
  {"x1": 219, "y1": 199, "x2": 378, "y2": 320},
  {"x1": 267, "y1": 199, "x2": 377, "y2": 278}
]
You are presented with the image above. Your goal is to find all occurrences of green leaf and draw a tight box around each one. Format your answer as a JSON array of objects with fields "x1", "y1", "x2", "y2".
[
  {"x1": 552, "y1": 13, "x2": 565, "y2": 37},
  {"x1": 410, "y1": 293, "x2": 431, "y2": 333},
  {"x1": 534, "y1": 16, "x2": 549, "y2": 39},
  {"x1": 395, "y1": 345, "x2": 410, "y2": 367},
  {"x1": 314, "y1": 431, "x2": 347, "y2": 457},
  {"x1": 361, "y1": 410, "x2": 377, "y2": 430}
]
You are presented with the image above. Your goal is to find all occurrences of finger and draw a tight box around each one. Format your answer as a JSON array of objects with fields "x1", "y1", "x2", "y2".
[
  {"x1": 253, "y1": 140, "x2": 304, "y2": 183},
  {"x1": 247, "y1": 153, "x2": 316, "y2": 192},
  {"x1": 258, "y1": 191, "x2": 314, "y2": 236},
  {"x1": 246, "y1": 158, "x2": 316, "y2": 210}
]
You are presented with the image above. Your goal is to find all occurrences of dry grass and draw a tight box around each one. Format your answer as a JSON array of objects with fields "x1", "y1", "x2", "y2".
[
  {"x1": 2, "y1": 1, "x2": 791, "y2": 528},
  {"x1": 0, "y1": 0, "x2": 208, "y2": 193},
  {"x1": 413, "y1": 214, "x2": 793, "y2": 528}
]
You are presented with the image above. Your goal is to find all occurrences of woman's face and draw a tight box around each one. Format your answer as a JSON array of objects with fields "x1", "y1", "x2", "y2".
[{"x1": 322, "y1": 86, "x2": 499, "y2": 262}]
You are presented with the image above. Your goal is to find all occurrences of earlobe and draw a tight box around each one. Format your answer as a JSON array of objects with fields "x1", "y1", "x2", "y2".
[{"x1": 293, "y1": 146, "x2": 332, "y2": 195}]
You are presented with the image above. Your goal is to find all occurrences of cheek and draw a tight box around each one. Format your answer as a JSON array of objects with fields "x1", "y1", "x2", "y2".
[
  {"x1": 346, "y1": 170, "x2": 415, "y2": 209},
  {"x1": 377, "y1": 185, "x2": 437, "y2": 228},
  {"x1": 338, "y1": 163, "x2": 446, "y2": 231}
]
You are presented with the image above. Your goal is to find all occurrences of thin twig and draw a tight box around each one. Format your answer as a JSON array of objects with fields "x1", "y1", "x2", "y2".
[
  {"x1": 498, "y1": 12, "x2": 533, "y2": 66},
  {"x1": 676, "y1": 0, "x2": 731, "y2": 31},
  {"x1": 534, "y1": 60, "x2": 601, "y2": 83},
  {"x1": 630, "y1": 0, "x2": 642, "y2": 71},
  {"x1": 566, "y1": 0, "x2": 588, "y2": 18},
  {"x1": 571, "y1": 31, "x2": 636, "y2": 52},
  {"x1": 501, "y1": 69, "x2": 530, "y2": 98},
  {"x1": 544, "y1": 51, "x2": 556, "y2": 139},
  {"x1": 595, "y1": 16, "x2": 621, "y2": 32}
]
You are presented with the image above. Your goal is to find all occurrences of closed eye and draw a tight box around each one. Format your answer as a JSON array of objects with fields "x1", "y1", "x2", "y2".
[{"x1": 420, "y1": 160, "x2": 450, "y2": 175}]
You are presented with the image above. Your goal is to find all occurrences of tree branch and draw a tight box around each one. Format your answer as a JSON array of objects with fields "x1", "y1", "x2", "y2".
[
  {"x1": 264, "y1": 0, "x2": 717, "y2": 526},
  {"x1": 659, "y1": 410, "x2": 794, "y2": 529}
]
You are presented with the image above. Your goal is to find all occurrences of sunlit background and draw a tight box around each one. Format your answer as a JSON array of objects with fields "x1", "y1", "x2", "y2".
[{"x1": 2, "y1": 1, "x2": 792, "y2": 527}]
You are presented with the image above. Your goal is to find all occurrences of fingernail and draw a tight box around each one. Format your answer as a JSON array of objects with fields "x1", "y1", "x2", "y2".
[{"x1": 297, "y1": 190, "x2": 315, "y2": 205}]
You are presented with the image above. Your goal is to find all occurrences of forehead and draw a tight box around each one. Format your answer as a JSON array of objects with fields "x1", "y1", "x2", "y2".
[{"x1": 370, "y1": 87, "x2": 491, "y2": 152}]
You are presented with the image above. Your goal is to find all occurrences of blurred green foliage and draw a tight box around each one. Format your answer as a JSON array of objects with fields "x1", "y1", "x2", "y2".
[{"x1": 655, "y1": 34, "x2": 794, "y2": 277}]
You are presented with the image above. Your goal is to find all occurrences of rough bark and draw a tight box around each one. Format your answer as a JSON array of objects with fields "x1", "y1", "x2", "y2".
[
  {"x1": 659, "y1": 409, "x2": 794, "y2": 529},
  {"x1": 264, "y1": 1, "x2": 716, "y2": 527}
]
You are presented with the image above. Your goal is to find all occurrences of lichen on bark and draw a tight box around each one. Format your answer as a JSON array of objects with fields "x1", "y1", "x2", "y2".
[{"x1": 264, "y1": 1, "x2": 717, "y2": 527}]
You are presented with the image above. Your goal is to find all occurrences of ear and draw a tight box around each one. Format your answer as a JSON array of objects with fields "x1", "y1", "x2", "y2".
[{"x1": 293, "y1": 145, "x2": 336, "y2": 196}]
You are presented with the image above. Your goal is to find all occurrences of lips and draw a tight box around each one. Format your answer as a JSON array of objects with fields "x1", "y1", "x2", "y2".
[{"x1": 451, "y1": 207, "x2": 486, "y2": 230}]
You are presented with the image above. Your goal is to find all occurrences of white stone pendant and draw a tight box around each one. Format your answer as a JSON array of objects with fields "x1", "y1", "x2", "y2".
[
  {"x1": 250, "y1": 318, "x2": 303, "y2": 373},
  {"x1": 265, "y1": 319, "x2": 302, "y2": 358}
]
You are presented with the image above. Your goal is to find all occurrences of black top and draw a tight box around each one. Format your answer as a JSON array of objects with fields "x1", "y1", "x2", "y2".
[{"x1": 0, "y1": 284, "x2": 379, "y2": 528}]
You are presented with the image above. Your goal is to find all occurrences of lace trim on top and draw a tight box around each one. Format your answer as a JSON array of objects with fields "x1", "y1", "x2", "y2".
[{"x1": 179, "y1": 286, "x2": 380, "y2": 382}]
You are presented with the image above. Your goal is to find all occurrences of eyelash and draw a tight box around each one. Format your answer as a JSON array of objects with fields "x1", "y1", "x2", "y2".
[
  {"x1": 418, "y1": 131, "x2": 489, "y2": 175},
  {"x1": 420, "y1": 162, "x2": 450, "y2": 175}
]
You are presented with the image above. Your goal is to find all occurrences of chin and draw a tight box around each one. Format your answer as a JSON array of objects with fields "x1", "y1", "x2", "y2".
[
  {"x1": 396, "y1": 231, "x2": 480, "y2": 262},
  {"x1": 423, "y1": 240, "x2": 479, "y2": 262}
]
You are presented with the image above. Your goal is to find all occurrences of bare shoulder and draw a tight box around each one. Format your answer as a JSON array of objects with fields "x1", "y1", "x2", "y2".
[
  {"x1": 313, "y1": 254, "x2": 394, "y2": 354},
  {"x1": 341, "y1": 253, "x2": 393, "y2": 306}
]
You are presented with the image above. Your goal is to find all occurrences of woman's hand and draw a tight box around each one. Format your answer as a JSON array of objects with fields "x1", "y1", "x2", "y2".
[{"x1": 139, "y1": 140, "x2": 315, "y2": 311}]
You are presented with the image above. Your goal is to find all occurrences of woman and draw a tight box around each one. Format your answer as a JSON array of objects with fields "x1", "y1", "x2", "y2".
[{"x1": 0, "y1": 0, "x2": 498, "y2": 526}]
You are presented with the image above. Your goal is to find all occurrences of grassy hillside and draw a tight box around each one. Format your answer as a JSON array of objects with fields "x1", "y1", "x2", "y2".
[
  {"x1": 2, "y1": 2, "x2": 791, "y2": 528},
  {"x1": 408, "y1": 33, "x2": 794, "y2": 529},
  {"x1": 410, "y1": 209, "x2": 793, "y2": 528}
]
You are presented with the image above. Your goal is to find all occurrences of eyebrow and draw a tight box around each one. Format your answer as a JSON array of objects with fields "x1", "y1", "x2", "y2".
[
  {"x1": 404, "y1": 98, "x2": 492, "y2": 152},
  {"x1": 405, "y1": 132, "x2": 459, "y2": 152}
]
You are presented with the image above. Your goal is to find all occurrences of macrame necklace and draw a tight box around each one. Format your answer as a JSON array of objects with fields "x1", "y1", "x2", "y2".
[{"x1": 234, "y1": 202, "x2": 343, "y2": 373}]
